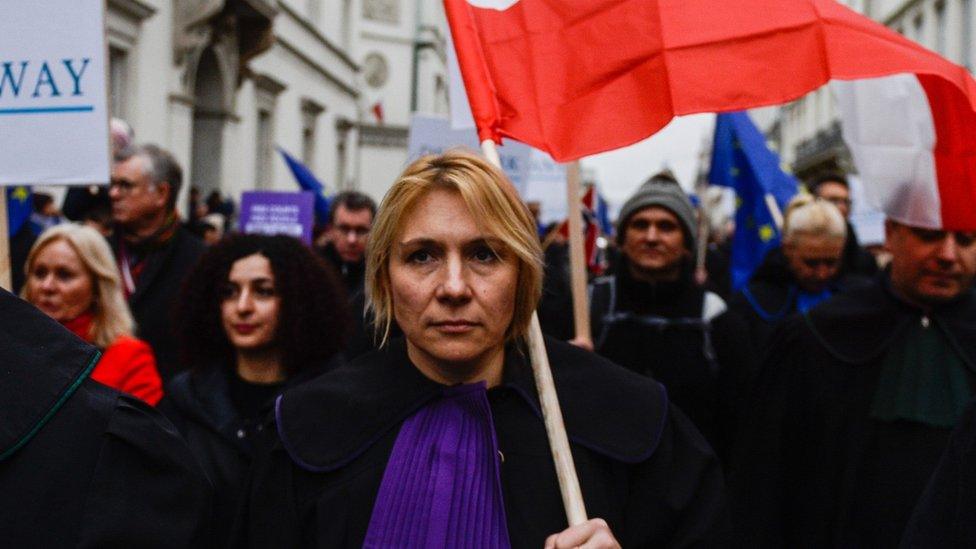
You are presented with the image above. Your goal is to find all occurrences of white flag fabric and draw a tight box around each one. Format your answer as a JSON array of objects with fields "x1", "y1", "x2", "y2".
[{"x1": 833, "y1": 73, "x2": 976, "y2": 230}]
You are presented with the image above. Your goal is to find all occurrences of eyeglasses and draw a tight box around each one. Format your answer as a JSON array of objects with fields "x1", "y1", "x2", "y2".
[
  {"x1": 823, "y1": 196, "x2": 852, "y2": 208},
  {"x1": 801, "y1": 257, "x2": 839, "y2": 269},
  {"x1": 109, "y1": 178, "x2": 143, "y2": 194},
  {"x1": 335, "y1": 224, "x2": 370, "y2": 238}
]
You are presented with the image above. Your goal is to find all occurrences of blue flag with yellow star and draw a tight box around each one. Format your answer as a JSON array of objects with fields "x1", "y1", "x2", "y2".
[
  {"x1": 6, "y1": 186, "x2": 31, "y2": 236},
  {"x1": 708, "y1": 112, "x2": 797, "y2": 290}
]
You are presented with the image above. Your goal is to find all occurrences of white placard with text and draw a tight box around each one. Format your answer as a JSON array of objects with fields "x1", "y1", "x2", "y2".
[{"x1": 0, "y1": 0, "x2": 109, "y2": 186}]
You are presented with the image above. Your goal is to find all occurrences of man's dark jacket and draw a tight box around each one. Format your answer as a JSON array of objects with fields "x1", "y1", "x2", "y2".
[
  {"x1": 730, "y1": 278, "x2": 976, "y2": 548},
  {"x1": 235, "y1": 337, "x2": 731, "y2": 548},
  {"x1": 0, "y1": 289, "x2": 212, "y2": 547},
  {"x1": 901, "y1": 398, "x2": 976, "y2": 548},
  {"x1": 589, "y1": 260, "x2": 753, "y2": 464},
  {"x1": 159, "y1": 357, "x2": 342, "y2": 547},
  {"x1": 112, "y1": 226, "x2": 204, "y2": 380}
]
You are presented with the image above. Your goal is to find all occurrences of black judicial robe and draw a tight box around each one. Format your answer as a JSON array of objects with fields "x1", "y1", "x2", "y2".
[
  {"x1": 730, "y1": 278, "x2": 976, "y2": 548},
  {"x1": 236, "y1": 337, "x2": 731, "y2": 548},
  {"x1": 900, "y1": 399, "x2": 976, "y2": 548},
  {"x1": 0, "y1": 289, "x2": 212, "y2": 547}
]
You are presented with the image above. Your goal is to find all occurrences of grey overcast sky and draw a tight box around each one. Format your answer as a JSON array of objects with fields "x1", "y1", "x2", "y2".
[{"x1": 582, "y1": 114, "x2": 716, "y2": 217}]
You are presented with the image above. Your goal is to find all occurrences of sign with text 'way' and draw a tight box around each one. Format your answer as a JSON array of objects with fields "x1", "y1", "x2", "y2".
[{"x1": 0, "y1": 0, "x2": 109, "y2": 186}]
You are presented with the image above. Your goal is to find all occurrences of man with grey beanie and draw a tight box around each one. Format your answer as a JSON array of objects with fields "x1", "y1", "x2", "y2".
[{"x1": 588, "y1": 171, "x2": 753, "y2": 465}]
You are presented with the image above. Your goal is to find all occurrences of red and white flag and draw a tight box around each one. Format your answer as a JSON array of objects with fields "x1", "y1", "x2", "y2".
[
  {"x1": 834, "y1": 75, "x2": 976, "y2": 230},
  {"x1": 445, "y1": 0, "x2": 976, "y2": 228}
]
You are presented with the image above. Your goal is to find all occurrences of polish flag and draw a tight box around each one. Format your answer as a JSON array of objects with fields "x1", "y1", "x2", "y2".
[
  {"x1": 445, "y1": 0, "x2": 976, "y2": 228},
  {"x1": 834, "y1": 76, "x2": 976, "y2": 230}
]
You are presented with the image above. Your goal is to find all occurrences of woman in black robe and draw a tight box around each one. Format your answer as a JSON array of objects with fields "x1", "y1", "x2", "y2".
[
  {"x1": 160, "y1": 234, "x2": 349, "y2": 547},
  {"x1": 236, "y1": 150, "x2": 730, "y2": 548},
  {"x1": 0, "y1": 288, "x2": 212, "y2": 547}
]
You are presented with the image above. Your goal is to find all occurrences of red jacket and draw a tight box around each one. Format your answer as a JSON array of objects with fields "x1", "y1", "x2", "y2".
[{"x1": 63, "y1": 313, "x2": 163, "y2": 406}]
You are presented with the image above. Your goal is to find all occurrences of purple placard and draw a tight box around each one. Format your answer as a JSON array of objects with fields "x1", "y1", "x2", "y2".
[{"x1": 239, "y1": 191, "x2": 315, "y2": 244}]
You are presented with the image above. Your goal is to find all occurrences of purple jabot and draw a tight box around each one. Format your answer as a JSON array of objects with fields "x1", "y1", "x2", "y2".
[{"x1": 363, "y1": 382, "x2": 511, "y2": 548}]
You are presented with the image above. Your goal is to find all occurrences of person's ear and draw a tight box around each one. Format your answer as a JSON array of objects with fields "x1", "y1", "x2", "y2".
[{"x1": 154, "y1": 182, "x2": 172, "y2": 209}]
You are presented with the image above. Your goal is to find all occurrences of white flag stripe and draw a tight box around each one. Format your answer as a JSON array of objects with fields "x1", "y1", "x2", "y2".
[{"x1": 832, "y1": 75, "x2": 943, "y2": 229}]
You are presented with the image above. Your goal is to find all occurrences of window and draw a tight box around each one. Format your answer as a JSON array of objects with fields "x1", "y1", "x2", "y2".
[
  {"x1": 256, "y1": 109, "x2": 273, "y2": 189},
  {"x1": 108, "y1": 47, "x2": 128, "y2": 118},
  {"x1": 253, "y1": 74, "x2": 285, "y2": 189},
  {"x1": 301, "y1": 99, "x2": 324, "y2": 169},
  {"x1": 336, "y1": 119, "x2": 353, "y2": 189},
  {"x1": 935, "y1": 2, "x2": 947, "y2": 55},
  {"x1": 913, "y1": 13, "x2": 924, "y2": 42}
]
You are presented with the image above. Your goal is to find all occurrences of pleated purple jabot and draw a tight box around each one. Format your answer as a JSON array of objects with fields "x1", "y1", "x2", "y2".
[{"x1": 363, "y1": 382, "x2": 511, "y2": 548}]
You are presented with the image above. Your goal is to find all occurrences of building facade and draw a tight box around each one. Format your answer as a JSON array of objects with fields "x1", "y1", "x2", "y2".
[
  {"x1": 771, "y1": 0, "x2": 975, "y2": 180},
  {"x1": 105, "y1": 0, "x2": 449, "y2": 217}
]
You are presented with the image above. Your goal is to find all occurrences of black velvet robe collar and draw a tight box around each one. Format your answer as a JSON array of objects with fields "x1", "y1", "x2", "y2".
[
  {"x1": 803, "y1": 274, "x2": 976, "y2": 368},
  {"x1": 0, "y1": 289, "x2": 100, "y2": 461},
  {"x1": 275, "y1": 336, "x2": 669, "y2": 473}
]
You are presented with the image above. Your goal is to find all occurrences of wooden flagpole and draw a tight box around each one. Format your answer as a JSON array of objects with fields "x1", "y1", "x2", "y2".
[
  {"x1": 0, "y1": 191, "x2": 10, "y2": 291},
  {"x1": 565, "y1": 161, "x2": 592, "y2": 348},
  {"x1": 481, "y1": 139, "x2": 588, "y2": 526}
]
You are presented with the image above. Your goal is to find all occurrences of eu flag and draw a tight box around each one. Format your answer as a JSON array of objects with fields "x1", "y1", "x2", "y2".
[
  {"x1": 708, "y1": 112, "x2": 798, "y2": 290},
  {"x1": 6, "y1": 186, "x2": 31, "y2": 236},
  {"x1": 278, "y1": 148, "x2": 331, "y2": 222}
]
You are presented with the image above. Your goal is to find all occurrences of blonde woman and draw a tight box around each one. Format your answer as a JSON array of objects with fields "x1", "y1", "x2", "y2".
[
  {"x1": 238, "y1": 150, "x2": 728, "y2": 547},
  {"x1": 728, "y1": 194, "x2": 854, "y2": 355},
  {"x1": 23, "y1": 224, "x2": 162, "y2": 405}
]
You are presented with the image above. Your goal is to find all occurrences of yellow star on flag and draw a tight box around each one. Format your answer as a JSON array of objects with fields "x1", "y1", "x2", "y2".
[
  {"x1": 729, "y1": 167, "x2": 740, "y2": 178},
  {"x1": 11, "y1": 186, "x2": 29, "y2": 202},
  {"x1": 759, "y1": 224, "x2": 775, "y2": 242}
]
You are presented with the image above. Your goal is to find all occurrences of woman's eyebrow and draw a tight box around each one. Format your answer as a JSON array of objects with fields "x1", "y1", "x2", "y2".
[{"x1": 397, "y1": 238, "x2": 441, "y2": 248}]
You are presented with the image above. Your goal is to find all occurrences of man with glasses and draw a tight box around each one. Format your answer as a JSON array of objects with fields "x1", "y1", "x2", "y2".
[
  {"x1": 732, "y1": 204, "x2": 976, "y2": 546},
  {"x1": 109, "y1": 144, "x2": 204, "y2": 381},
  {"x1": 809, "y1": 172, "x2": 879, "y2": 277},
  {"x1": 317, "y1": 191, "x2": 378, "y2": 357}
]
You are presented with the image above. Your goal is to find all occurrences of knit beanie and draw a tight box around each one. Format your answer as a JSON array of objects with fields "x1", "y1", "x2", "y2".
[{"x1": 616, "y1": 172, "x2": 698, "y2": 251}]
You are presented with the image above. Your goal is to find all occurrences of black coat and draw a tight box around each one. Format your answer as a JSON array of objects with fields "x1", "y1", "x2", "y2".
[
  {"x1": 112, "y1": 226, "x2": 205, "y2": 381},
  {"x1": 840, "y1": 221, "x2": 879, "y2": 279},
  {"x1": 727, "y1": 247, "x2": 863, "y2": 364},
  {"x1": 159, "y1": 358, "x2": 341, "y2": 547},
  {"x1": 0, "y1": 289, "x2": 212, "y2": 547},
  {"x1": 589, "y1": 263, "x2": 753, "y2": 464},
  {"x1": 730, "y1": 278, "x2": 976, "y2": 548},
  {"x1": 900, "y1": 398, "x2": 976, "y2": 548},
  {"x1": 235, "y1": 337, "x2": 731, "y2": 548}
]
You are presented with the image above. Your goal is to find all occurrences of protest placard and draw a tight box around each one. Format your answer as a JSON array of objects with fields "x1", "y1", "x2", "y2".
[
  {"x1": 239, "y1": 191, "x2": 315, "y2": 245},
  {"x1": 0, "y1": 0, "x2": 108, "y2": 289}
]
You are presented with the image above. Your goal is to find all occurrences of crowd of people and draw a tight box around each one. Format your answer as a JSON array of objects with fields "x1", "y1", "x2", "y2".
[{"x1": 2, "y1": 135, "x2": 976, "y2": 548}]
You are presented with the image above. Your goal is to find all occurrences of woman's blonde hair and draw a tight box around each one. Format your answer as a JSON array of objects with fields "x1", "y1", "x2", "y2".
[
  {"x1": 782, "y1": 194, "x2": 846, "y2": 243},
  {"x1": 22, "y1": 224, "x2": 135, "y2": 347},
  {"x1": 366, "y1": 149, "x2": 544, "y2": 346}
]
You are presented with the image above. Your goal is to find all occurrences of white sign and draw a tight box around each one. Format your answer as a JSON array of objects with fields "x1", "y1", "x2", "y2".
[
  {"x1": 0, "y1": 0, "x2": 109, "y2": 186},
  {"x1": 407, "y1": 114, "x2": 566, "y2": 218}
]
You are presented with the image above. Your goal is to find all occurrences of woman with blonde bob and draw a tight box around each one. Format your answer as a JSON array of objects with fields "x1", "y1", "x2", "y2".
[
  {"x1": 23, "y1": 224, "x2": 162, "y2": 405},
  {"x1": 730, "y1": 194, "x2": 855, "y2": 354},
  {"x1": 240, "y1": 150, "x2": 729, "y2": 548}
]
